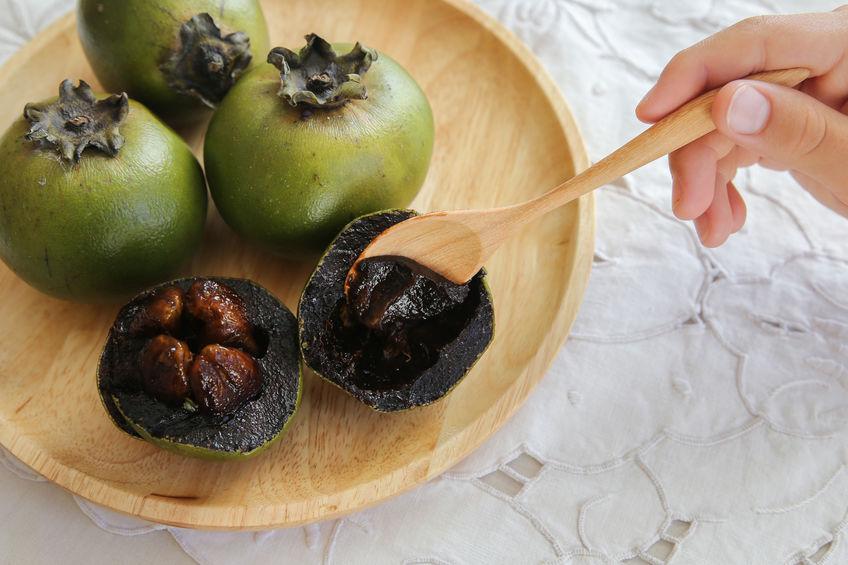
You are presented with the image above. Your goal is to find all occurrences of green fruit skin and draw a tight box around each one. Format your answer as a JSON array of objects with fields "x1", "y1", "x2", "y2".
[
  {"x1": 111, "y1": 366, "x2": 302, "y2": 460},
  {"x1": 77, "y1": 0, "x2": 270, "y2": 119},
  {"x1": 0, "y1": 100, "x2": 207, "y2": 303},
  {"x1": 298, "y1": 210, "x2": 496, "y2": 413},
  {"x1": 203, "y1": 51, "x2": 435, "y2": 257}
]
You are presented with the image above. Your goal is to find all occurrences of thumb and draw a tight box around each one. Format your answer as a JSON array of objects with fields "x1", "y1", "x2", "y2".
[{"x1": 712, "y1": 80, "x2": 848, "y2": 191}]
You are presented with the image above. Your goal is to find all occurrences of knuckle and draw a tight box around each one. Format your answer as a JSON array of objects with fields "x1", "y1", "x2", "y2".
[
  {"x1": 732, "y1": 15, "x2": 776, "y2": 34},
  {"x1": 668, "y1": 148, "x2": 684, "y2": 170},
  {"x1": 792, "y1": 105, "x2": 829, "y2": 158},
  {"x1": 664, "y1": 49, "x2": 692, "y2": 75},
  {"x1": 716, "y1": 159, "x2": 738, "y2": 183},
  {"x1": 668, "y1": 142, "x2": 702, "y2": 179},
  {"x1": 835, "y1": 6, "x2": 848, "y2": 27}
]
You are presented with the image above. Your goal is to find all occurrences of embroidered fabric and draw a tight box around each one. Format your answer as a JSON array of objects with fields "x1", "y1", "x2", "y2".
[{"x1": 1, "y1": 0, "x2": 847, "y2": 563}]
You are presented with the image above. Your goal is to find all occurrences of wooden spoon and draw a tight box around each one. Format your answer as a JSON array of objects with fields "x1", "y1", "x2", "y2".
[{"x1": 348, "y1": 67, "x2": 810, "y2": 286}]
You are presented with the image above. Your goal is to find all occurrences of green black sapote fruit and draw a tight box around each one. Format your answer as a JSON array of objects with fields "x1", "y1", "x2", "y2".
[
  {"x1": 77, "y1": 0, "x2": 269, "y2": 119},
  {"x1": 98, "y1": 277, "x2": 301, "y2": 459},
  {"x1": 298, "y1": 210, "x2": 494, "y2": 412},
  {"x1": 204, "y1": 34, "x2": 435, "y2": 257},
  {"x1": 0, "y1": 80, "x2": 206, "y2": 302}
]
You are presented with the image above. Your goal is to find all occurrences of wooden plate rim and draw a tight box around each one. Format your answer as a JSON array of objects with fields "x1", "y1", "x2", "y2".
[{"x1": 0, "y1": 0, "x2": 594, "y2": 529}]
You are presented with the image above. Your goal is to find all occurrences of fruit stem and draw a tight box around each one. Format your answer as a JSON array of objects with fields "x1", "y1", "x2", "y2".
[
  {"x1": 160, "y1": 13, "x2": 253, "y2": 109},
  {"x1": 24, "y1": 79, "x2": 128, "y2": 163},
  {"x1": 267, "y1": 33, "x2": 378, "y2": 109}
]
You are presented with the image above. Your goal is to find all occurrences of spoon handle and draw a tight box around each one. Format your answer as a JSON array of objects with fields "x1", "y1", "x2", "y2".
[{"x1": 518, "y1": 67, "x2": 811, "y2": 218}]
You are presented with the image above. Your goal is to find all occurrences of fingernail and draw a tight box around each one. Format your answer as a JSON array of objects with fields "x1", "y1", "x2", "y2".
[{"x1": 727, "y1": 84, "x2": 770, "y2": 135}]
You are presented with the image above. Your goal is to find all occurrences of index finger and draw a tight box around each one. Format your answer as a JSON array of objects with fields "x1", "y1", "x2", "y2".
[{"x1": 636, "y1": 8, "x2": 848, "y2": 123}]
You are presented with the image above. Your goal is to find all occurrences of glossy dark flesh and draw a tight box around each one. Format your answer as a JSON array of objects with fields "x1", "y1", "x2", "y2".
[
  {"x1": 99, "y1": 278, "x2": 299, "y2": 454},
  {"x1": 299, "y1": 210, "x2": 494, "y2": 412}
]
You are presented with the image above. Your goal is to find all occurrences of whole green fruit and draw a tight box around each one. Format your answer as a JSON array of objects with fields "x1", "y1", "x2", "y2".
[
  {"x1": 0, "y1": 80, "x2": 207, "y2": 302},
  {"x1": 77, "y1": 0, "x2": 270, "y2": 119},
  {"x1": 203, "y1": 34, "x2": 435, "y2": 257}
]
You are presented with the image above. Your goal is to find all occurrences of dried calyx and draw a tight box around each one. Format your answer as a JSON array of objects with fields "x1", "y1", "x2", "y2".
[
  {"x1": 24, "y1": 79, "x2": 128, "y2": 162},
  {"x1": 267, "y1": 33, "x2": 377, "y2": 109},
  {"x1": 131, "y1": 281, "x2": 263, "y2": 416},
  {"x1": 161, "y1": 13, "x2": 252, "y2": 109}
]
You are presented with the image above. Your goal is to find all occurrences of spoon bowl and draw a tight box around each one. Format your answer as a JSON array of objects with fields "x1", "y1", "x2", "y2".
[{"x1": 347, "y1": 67, "x2": 811, "y2": 287}]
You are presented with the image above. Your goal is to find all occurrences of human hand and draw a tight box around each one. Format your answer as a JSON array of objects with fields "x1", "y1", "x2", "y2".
[{"x1": 636, "y1": 8, "x2": 848, "y2": 247}]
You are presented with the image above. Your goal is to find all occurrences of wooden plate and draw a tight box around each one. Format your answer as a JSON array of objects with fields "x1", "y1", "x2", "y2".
[{"x1": 0, "y1": 0, "x2": 593, "y2": 529}]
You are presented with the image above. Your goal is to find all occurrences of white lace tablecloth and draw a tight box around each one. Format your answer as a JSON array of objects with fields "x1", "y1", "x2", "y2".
[{"x1": 2, "y1": 1, "x2": 847, "y2": 563}]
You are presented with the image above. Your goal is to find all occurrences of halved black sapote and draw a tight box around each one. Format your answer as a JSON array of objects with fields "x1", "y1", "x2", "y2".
[
  {"x1": 98, "y1": 277, "x2": 301, "y2": 459},
  {"x1": 298, "y1": 210, "x2": 495, "y2": 412}
]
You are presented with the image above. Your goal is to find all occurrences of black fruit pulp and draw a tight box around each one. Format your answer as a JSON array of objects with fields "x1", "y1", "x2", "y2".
[
  {"x1": 99, "y1": 278, "x2": 301, "y2": 454},
  {"x1": 132, "y1": 282, "x2": 265, "y2": 415},
  {"x1": 331, "y1": 257, "x2": 479, "y2": 391},
  {"x1": 299, "y1": 210, "x2": 495, "y2": 412}
]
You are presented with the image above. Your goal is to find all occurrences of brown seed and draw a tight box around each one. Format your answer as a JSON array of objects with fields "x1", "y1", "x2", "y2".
[
  {"x1": 129, "y1": 286, "x2": 184, "y2": 336},
  {"x1": 139, "y1": 335, "x2": 193, "y2": 405},
  {"x1": 185, "y1": 280, "x2": 258, "y2": 353},
  {"x1": 189, "y1": 344, "x2": 262, "y2": 416}
]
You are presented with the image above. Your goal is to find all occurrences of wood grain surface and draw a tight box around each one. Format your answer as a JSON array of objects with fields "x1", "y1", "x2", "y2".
[{"x1": 0, "y1": 0, "x2": 594, "y2": 529}]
